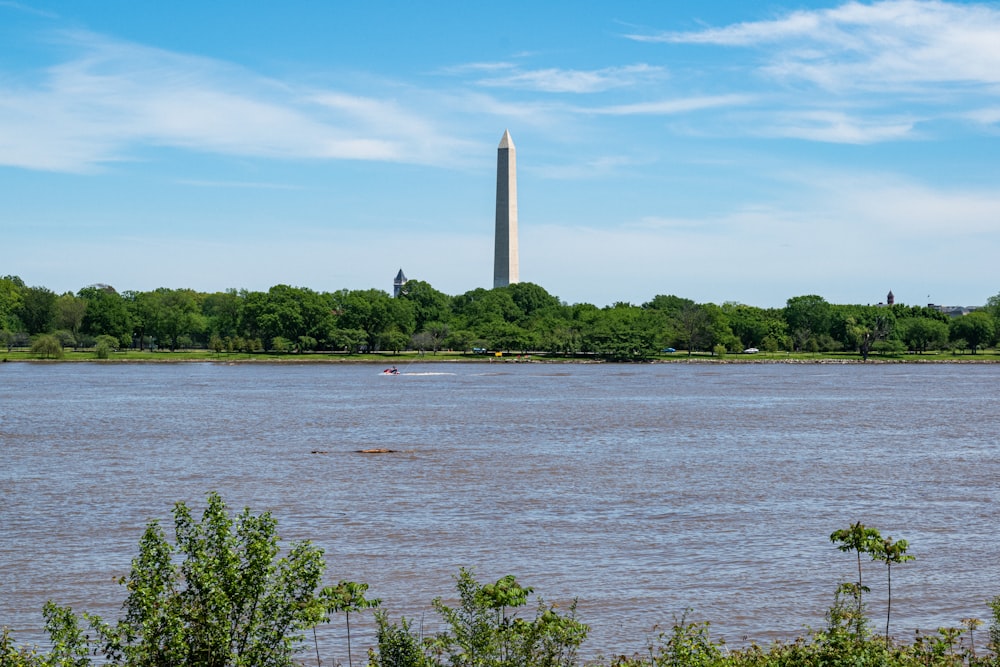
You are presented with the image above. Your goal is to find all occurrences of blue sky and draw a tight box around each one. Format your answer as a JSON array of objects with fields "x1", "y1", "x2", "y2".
[{"x1": 2, "y1": 0, "x2": 998, "y2": 308}]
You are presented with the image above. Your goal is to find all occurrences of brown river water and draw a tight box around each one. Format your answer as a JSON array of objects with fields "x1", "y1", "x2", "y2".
[{"x1": 1, "y1": 361, "x2": 998, "y2": 661}]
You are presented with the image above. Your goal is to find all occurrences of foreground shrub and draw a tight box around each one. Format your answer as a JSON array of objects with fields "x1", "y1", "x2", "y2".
[
  {"x1": 370, "y1": 568, "x2": 588, "y2": 667},
  {"x1": 4, "y1": 492, "x2": 372, "y2": 666}
]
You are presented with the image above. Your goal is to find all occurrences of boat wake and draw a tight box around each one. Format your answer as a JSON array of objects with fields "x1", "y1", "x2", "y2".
[{"x1": 403, "y1": 372, "x2": 455, "y2": 376}]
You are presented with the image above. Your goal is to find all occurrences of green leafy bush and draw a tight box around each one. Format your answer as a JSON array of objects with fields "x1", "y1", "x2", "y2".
[
  {"x1": 29, "y1": 334, "x2": 63, "y2": 359},
  {"x1": 4, "y1": 492, "x2": 368, "y2": 667}
]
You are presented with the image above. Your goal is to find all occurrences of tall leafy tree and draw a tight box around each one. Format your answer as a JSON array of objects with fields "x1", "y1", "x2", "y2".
[
  {"x1": 0, "y1": 275, "x2": 26, "y2": 331},
  {"x1": 79, "y1": 285, "x2": 132, "y2": 345},
  {"x1": 55, "y1": 293, "x2": 87, "y2": 344},
  {"x1": 452, "y1": 287, "x2": 522, "y2": 335},
  {"x1": 124, "y1": 289, "x2": 158, "y2": 351},
  {"x1": 202, "y1": 289, "x2": 243, "y2": 340},
  {"x1": 950, "y1": 310, "x2": 995, "y2": 354},
  {"x1": 83, "y1": 492, "x2": 348, "y2": 666},
  {"x1": 17, "y1": 285, "x2": 57, "y2": 335},
  {"x1": 581, "y1": 303, "x2": 660, "y2": 360},
  {"x1": 842, "y1": 306, "x2": 894, "y2": 361},
  {"x1": 335, "y1": 288, "x2": 414, "y2": 352},
  {"x1": 504, "y1": 282, "x2": 561, "y2": 318},
  {"x1": 397, "y1": 279, "x2": 452, "y2": 332},
  {"x1": 721, "y1": 302, "x2": 774, "y2": 350},
  {"x1": 147, "y1": 288, "x2": 204, "y2": 351},
  {"x1": 897, "y1": 317, "x2": 949, "y2": 353},
  {"x1": 784, "y1": 295, "x2": 833, "y2": 350},
  {"x1": 678, "y1": 303, "x2": 712, "y2": 355}
]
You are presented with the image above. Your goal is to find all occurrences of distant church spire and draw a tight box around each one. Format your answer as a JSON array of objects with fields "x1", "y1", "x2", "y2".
[
  {"x1": 393, "y1": 268, "x2": 408, "y2": 297},
  {"x1": 887, "y1": 290, "x2": 895, "y2": 305},
  {"x1": 493, "y1": 129, "x2": 519, "y2": 288}
]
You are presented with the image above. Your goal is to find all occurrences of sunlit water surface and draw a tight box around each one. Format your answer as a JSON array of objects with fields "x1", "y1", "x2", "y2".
[{"x1": 2, "y1": 361, "x2": 998, "y2": 661}]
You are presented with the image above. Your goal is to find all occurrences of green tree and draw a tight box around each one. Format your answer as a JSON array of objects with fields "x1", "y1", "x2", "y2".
[
  {"x1": 324, "y1": 580, "x2": 379, "y2": 667},
  {"x1": 95, "y1": 334, "x2": 119, "y2": 359},
  {"x1": 239, "y1": 285, "x2": 334, "y2": 350},
  {"x1": 897, "y1": 316, "x2": 949, "y2": 353},
  {"x1": 30, "y1": 333, "x2": 64, "y2": 359},
  {"x1": 950, "y1": 311, "x2": 995, "y2": 354},
  {"x1": 17, "y1": 286, "x2": 57, "y2": 335},
  {"x1": 202, "y1": 289, "x2": 243, "y2": 341},
  {"x1": 869, "y1": 535, "x2": 913, "y2": 647},
  {"x1": 678, "y1": 303, "x2": 711, "y2": 355},
  {"x1": 369, "y1": 612, "x2": 432, "y2": 667},
  {"x1": 721, "y1": 302, "x2": 774, "y2": 350},
  {"x1": 784, "y1": 295, "x2": 832, "y2": 351},
  {"x1": 445, "y1": 328, "x2": 476, "y2": 354},
  {"x1": 504, "y1": 282, "x2": 561, "y2": 319},
  {"x1": 420, "y1": 321, "x2": 450, "y2": 354},
  {"x1": 428, "y1": 569, "x2": 587, "y2": 667},
  {"x1": 84, "y1": 492, "x2": 345, "y2": 666},
  {"x1": 830, "y1": 522, "x2": 883, "y2": 642},
  {"x1": 0, "y1": 275, "x2": 25, "y2": 331},
  {"x1": 842, "y1": 307, "x2": 893, "y2": 361},
  {"x1": 79, "y1": 285, "x2": 132, "y2": 345},
  {"x1": 124, "y1": 290, "x2": 157, "y2": 351},
  {"x1": 147, "y1": 288, "x2": 204, "y2": 351},
  {"x1": 335, "y1": 288, "x2": 414, "y2": 352},
  {"x1": 451, "y1": 288, "x2": 522, "y2": 335},
  {"x1": 642, "y1": 293, "x2": 694, "y2": 317},
  {"x1": 700, "y1": 303, "x2": 739, "y2": 353},
  {"x1": 55, "y1": 293, "x2": 87, "y2": 346},
  {"x1": 581, "y1": 304, "x2": 660, "y2": 360},
  {"x1": 985, "y1": 292, "x2": 1000, "y2": 328},
  {"x1": 397, "y1": 279, "x2": 452, "y2": 332}
]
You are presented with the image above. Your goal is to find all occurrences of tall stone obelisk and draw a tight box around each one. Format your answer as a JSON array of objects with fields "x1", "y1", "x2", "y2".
[{"x1": 493, "y1": 129, "x2": 519, "y2": 288}]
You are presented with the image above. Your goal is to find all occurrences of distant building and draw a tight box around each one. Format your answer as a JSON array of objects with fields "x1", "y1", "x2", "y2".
[
  {"x1": 927, "y1": 303, "x2": 977, "y2": 317},
  {"x1": 887, "y1": 290, "x2": 894, "y2": 306},
  {"x1": 393, "y1": 269, "x2": 408, "y2": 297}
]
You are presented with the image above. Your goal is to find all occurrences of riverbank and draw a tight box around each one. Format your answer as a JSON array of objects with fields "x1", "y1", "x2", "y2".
[{"x1": 3, "y1": 349, "x2": 1000, "y2": 363}]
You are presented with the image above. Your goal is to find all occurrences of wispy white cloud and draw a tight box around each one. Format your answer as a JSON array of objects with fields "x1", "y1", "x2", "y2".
[
  {"x1": 0, "y1": 1, "x2": 59, "y2": 19},
  {"x1": 629, "y1": 0, "x2": 1000, "y2": 92},
  {"x1": 591, "y1": 94, "x2": 752, "y2": 116},
  {"x1": 176, "y1": 179, "x2": 306, "y2": 190},
  {"x1": 472, "y1": 63, "x2": 667, "y2": 94},
  {"x1": 533, "y1": 154, "x2": 653, "y2": 180},
  {"x1": 442, "y1": 61, "x2": 667, "y2": 93},
  {"x1": 756, "y1": 110, "x2": 918, "y2": 144},
  {"x1": 963, "y1": 106, "x2": 1000, "y2": 126},
  {"x1": 0, "y1": 30, "x2": 471, "y2": 172},
  {"x1": 620, "y1": 0, "x2": 1000, "y2": 144}
]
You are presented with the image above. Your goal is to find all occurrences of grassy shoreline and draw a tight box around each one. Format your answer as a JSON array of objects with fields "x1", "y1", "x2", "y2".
[{"x1": 4, "y1": 349, "x2": 1000, "y2": 364}]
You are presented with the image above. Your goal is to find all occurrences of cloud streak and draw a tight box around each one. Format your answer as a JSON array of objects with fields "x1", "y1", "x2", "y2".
[
  {"x1": 629, "y1": 0, "x2": 1000, "y2": 92},
  {"x1": 466, "y1": 63, "x2": 668, "y2": 94},
  {"x1": 0, "y1": 30, "x2": 470, "y2": 172}
]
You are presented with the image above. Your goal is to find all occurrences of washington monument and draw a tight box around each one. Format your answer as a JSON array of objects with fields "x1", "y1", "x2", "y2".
[{"x1": 493, "y1": 129, "x2": 519, "y2": 288}]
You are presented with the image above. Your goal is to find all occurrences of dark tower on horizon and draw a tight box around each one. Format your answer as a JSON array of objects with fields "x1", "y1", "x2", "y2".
[
  {"x1": 393, "y1": 268, "x2": 408, "y2": 297},
  {"x1": 493, "y1": 129, "x2": 519, "y2": 288}
]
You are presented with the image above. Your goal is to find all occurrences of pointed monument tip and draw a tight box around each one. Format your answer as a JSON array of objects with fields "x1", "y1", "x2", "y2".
[{"x1": 499, "y1": 129, "x2": 514, "y2": 149}]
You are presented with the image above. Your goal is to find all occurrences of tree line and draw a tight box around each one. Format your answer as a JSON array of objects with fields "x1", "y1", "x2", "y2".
[{"x1": 2, "y1": 274, "x2": 999, "y2": 359}]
